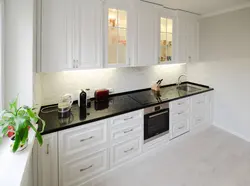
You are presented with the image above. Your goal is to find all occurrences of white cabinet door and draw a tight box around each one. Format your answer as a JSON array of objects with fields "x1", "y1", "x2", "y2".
[
  {"x1": 38, "y1": 133, "x2": 58, "y2": 186},
  {"x1": 187, "y1": 20, "x2": 199, "y2": 62},
  {"x1": 137, "y1": 1, "x2": 158, "y2": 66},
  {"x1": 176, "y1": 11, "x2": 199, "y2": 63},
  {"x1": 40, "y1": 0, "x2": 73, "y2": 72},
  {"x1": 176, "y1": 16, "x2": 188, "y2": 63},
  {"x1": 73, "y1": 0, "x2": 103, "y2": 69}
]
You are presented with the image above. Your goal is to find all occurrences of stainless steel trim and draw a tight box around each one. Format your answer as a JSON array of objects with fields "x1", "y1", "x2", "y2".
[
  {"x1": 144, "y1": 131, "x2": 169, "y2": 144},
  {"x1": 80, "y1": 136, "x2": 94, "y2": 142},
  {"x1": 124, "y1": 116, "x2": 133, "y2": 121},
  {"x1": 149, "y1": 110, "x2": 169, "y2": 118},
  {"x1": 144, "y1": 102, "x2": 169, "y2": 115},
  {"x1": 46, "y1": 144, "x2": 49, "y2": 155},
  {"x1": 124, "y1": 147, "x2": 134, "y2": 153},
  {"x1": 80, "y1": 165, "x2": 93, "y2": 172},
  {"x1": 123, "y1": 129, "x2": 134, "y2": 134}
]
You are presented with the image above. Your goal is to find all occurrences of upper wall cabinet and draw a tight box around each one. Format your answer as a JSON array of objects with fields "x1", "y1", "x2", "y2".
[
  {"x1": 137, "y1": 1, "x2": 158, "y2": 66},
  {"x1": 39, "y1": 0, "x2": 103, "y2": 72},
  {"x1": 73, "y1": 0, "x2": 103, "y2": 69},
  {"x1": 176, "y1": 11, "x2": 199, "y2": 63},
  {"x1": 103, "y1": 0, "x2": 135, "y2": 68},
  {"x1": 38, "y1": 0, "x2": 200, "y2": 72},
  {"x1": 39, "y1": 0, "x2": 71, "y2": 72}
]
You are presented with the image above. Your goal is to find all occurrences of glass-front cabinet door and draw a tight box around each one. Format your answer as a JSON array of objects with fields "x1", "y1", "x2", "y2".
[
  {"x1": 158, "y1": 9, "x2": 175, "y2": 64},
  {"x1": 160, "y1": 17, "x2": 173, "y2": 63},
  {"x1": 104, "y1": 0, "x2": 132, "y2": 67}
]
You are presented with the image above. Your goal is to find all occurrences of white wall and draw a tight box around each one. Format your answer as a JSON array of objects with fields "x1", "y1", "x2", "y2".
[
  {"x1": 37, "y1": 64, "x2": 187, "y2": 105},
  {"x1": 4, "y1": 0, "x2": 35, "y2": 107},
  {"x1": 187, "y1": 7, "x2": 250, "y2": 141}
]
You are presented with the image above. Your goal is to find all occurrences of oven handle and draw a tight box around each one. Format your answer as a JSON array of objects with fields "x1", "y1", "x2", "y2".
[{"x1": 149, "y1": 110, "x2": 169, "y2": 118}]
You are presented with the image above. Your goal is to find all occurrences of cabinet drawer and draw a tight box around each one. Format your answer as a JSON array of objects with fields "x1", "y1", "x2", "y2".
[
  {"x1": 192, "y1": 93, "x2": 206, "y2": 104},
  {"x1": 170, "y1": 109, "x2": 189, "y2": 123},
  {"x1": 170, "y1": 98, "x2": 190, "y2": 113},
  {"x1": 59, "y1": 120, "x2": 107, "y2": 157},
  {"x1": 110, "y1": 110, "x2": 143, "y2": 128},
  {"x1": 111, "y1": 121, "x2": 142, "y2": 142},
  {"x1": 191, "y1": 115, "x2": 206, "y2": 129},
  {"x1": 61, "y1": 150, "x2": 108, "y2": 186},
  {"x1": 172, "y1": 119, "x2": 189, "y2": 139},
  {"x1": 111, "y1": 136, "x2": 142, "y2": 167}
]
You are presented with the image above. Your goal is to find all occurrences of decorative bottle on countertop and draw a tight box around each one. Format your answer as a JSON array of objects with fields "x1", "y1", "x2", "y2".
[
  {"x1": 86, "y1": 89, "x2": 91, "y2": 108},
  {"x1": 79, "y1": 90, "x2": 87, "y2": 108}
]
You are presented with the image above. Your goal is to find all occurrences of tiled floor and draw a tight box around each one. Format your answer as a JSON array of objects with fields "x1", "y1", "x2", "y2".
[{"x1": 91, "y1": 126, "x2": 250, "y2": 186}]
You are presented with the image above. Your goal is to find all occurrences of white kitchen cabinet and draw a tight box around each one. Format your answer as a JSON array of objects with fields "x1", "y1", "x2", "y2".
[
  {"x1": 104, "y1": 0, "x2": 135, "y2": 68},
  {"x1": 137, "y1": 1, "x2": 158, "y2": 66},
  {"x1": 39, "y1": 0, "x2": 73, "y2": 72},
  {"x1": 39, "y1": 0, "x2": 103, "y2": 72},
  {"x1": 176, "y1": 11, "x2": 199, "y2": 63},
  {"x1": 190, "y1": 92, "x2": 211, "y2": 129},
  {"x1": 59, "y1": 120, "x2": 109, "y2": 186},
  {"x1": 61, "y1": 149, "x2": 109, "y2": 186},
  {"x1": 73, "y1": 0, "x2": 103, "y2": 69},
  {"x1": 170, "y1": 98, "x2": 190, "y2": 139},
  {"x1": 38, "y1": 133, "x2": 58, "y2": 186}
]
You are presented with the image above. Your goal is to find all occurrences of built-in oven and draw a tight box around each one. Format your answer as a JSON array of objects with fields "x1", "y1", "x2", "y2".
[{"x1": 144, "y1": 102, "x2": 169, "y2": 143}]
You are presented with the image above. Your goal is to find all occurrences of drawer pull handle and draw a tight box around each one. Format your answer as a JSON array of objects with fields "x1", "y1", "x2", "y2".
[
  {"x1": 178, "y1": 102, "x2": 184, "y2": 105},
  {"x1": 124, "y1": 147, "x2": 134, "y2": 153},
  {"x1": 178, "y1": 112, "x2": 184, "y2": 115},
  {"x1": 80, "y1": 165, "x2": 93, "y2": 172},
  {"x1": 178, "y1": 126, "x2": 185, "y2": 130},
  {"x1": 80, "y1": 136, "x2": 94, "y2": 142},
  {"x1": 124, "y1": 116, "x2": 133, "y2": 121},
  {"x1": 46, "y1": 144, "x2": 49, "y2": 155},
  {"x1": 124, "y1": 129, "x2": 134, "y2": 134}
]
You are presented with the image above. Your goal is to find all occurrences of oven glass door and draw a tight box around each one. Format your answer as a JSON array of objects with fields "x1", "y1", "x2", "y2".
[{"x1": 144, "y1": 109, "x2": 169, "y2": 141}]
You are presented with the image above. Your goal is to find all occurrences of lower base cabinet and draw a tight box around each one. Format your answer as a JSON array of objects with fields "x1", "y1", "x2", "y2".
[
  {"x1": 37, "y1": 133, "x2": 58, "y2": 186},
  {"x1": 60, "y1": 149, "x2": 109, "y2": 186},
  {"x1": 36, "y1": 91, "x2": 213, "y2": 186}
]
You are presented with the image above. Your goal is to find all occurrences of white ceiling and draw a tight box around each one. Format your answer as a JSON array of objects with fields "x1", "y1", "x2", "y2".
[{"x1": 151, "y1": 0, "x2": 250, "y2": 15}]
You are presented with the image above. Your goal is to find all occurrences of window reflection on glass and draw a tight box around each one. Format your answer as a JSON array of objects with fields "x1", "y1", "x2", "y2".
[
  {"x1": 160, "y1": 17, "x2": 173, "y2": 62},
  {"x1": 108, "y1": 8, "x2": 127, "y2": 65}
]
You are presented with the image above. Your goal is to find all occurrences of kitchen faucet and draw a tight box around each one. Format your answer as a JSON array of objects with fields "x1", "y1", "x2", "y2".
[{"x1": 177, "y1": 75, "x2": 187, "y2": 88}]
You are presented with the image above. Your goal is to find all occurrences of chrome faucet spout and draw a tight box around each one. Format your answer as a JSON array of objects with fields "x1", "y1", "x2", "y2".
[{"x1": 177, "y1": 75, "x2": 187, "y2": 88}]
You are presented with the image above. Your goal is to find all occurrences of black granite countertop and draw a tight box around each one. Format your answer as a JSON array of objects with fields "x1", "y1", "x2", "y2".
[{"x1": 39, "y1": 82, "x2": 214, "y2": 135}]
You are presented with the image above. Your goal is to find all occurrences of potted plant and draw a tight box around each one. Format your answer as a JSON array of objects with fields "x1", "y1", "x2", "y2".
[{"x1": 0, "y1": 97, "x2": 45, "y2": 152}]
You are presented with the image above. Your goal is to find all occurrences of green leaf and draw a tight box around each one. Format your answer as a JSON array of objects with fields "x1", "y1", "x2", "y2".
[
  {"x1": 38, "y1": 117, "x2": 45, "y2": 133},
  {"x1": 12, "y1": 132, "x2": 21, "y2": 153},
  {"x1": 9, "y1": 97, "x2": 18, "y2": 114},
  {"x1": 28, "y1": 123, "x2": 43, "y2": 146},
  {"x1": 21, "y1": 127, "x2": 29, "y2": 144}
]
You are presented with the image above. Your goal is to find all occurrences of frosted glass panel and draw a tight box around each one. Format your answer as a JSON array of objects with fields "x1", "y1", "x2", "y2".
[
  {"x1": 118, "y1": 10, "x2": 127, "y2": 28},
  {"x1": 108, "y1": 9, "x2": 117, "y2": 27},
  {"x1": 108, "y1": 8, "x2": 127, "y2": 65},
  {"x1": 108, "y1": 27, "x2": 118, "y2": 64},
  {"x1": 167, "y1": 19, "x2": 173, "y2": 33},
  {"x1": 161, "y1": 18, "x2": 167, "y2": 32},
  {"x1": 160, "y1": 17, "x2": 173, "y2": 62},
  {"x1": 118, "y1": 28, "x2": 127, "y2": 63}
]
